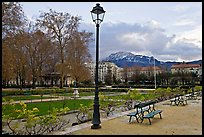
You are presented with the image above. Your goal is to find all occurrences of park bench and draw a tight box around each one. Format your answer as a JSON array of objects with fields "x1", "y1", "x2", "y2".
[
  {"x1": 197, "y1": 91, "x2": 202, "y2": 97},
  {"x1": 44, "y1": 92, "x2": 51, "y2": 95},
  {"x1": 24, "y1": 92, "x2": 31, "y2": 96},
  {"x1": 185, "y1": 92, "x2": 198, "y2": 100},
  {"x1": 127, "y1": 103, "x2": 149, "y2": 122},
  {"x1": 2, "y1": 93, "x2": 7, "y2": 97},
  {"x1": 170, "y1": 94, "x2": 187, "y2": 106},
  {"x1": 142, "y1": 109, "x2": 162, "y2": 125},
  {"x1": 127, "y1": 100, "x2": 163, "y2": 125}
]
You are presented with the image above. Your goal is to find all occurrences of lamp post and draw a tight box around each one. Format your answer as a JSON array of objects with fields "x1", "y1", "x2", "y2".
[
  {"x1": 154, "y1": 57, "x2": 156, "y2": 89},
  {"x1": 90, "y1": 3, "x2": 105, "y2": 129}
]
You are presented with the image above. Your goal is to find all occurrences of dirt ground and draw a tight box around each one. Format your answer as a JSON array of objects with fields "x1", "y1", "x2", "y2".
[{"x1": 67, "y1": 97, "x2": 202, "y2": 135}]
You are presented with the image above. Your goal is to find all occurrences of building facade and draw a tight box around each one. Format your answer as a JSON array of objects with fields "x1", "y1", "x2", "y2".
[
  {"x1": 125, "y1": 66, "x2": 164, "y2": 78},
  {"x1": 171, "y1": 62, "x2": 202, "y2": 77},
  {"x1": 86, "y1": 61, "x2": 123, "y2": 84}
]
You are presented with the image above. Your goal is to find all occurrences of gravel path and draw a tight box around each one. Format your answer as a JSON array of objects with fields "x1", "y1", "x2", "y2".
[{"x1": 60, "y1": 97, "x2": 202, "y2": 135}]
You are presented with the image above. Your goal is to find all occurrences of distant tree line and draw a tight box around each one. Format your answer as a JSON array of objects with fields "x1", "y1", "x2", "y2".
[{"x1": 103, "y1": 66, "x2": 200, "y2": 88}]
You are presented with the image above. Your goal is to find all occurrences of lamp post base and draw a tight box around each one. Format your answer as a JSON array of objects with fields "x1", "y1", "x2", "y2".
[{"x1": 91, "y1": 124, "x2": 101, "y2": 129}]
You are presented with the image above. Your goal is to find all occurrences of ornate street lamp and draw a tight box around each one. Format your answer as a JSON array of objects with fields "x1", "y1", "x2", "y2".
[{"x1": 90, "y1": 3, "x2": 105, "y2": 129}]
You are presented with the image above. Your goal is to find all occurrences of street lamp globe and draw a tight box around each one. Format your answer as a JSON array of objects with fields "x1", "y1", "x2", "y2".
[{"x1": 91, "y1": 3, "x2": 105, "y2": 25}]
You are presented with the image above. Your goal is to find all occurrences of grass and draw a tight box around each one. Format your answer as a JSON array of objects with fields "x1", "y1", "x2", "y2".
[
  {"x1": 2, "y1": 95, "x2": 57, "y2": 102},
  {"x1": 2, "y1": 91, "x2": 117, "y2": 101},
  {"x1": 3, "y1": 99, "x2": 93, "y2": 116},
  {"x1": 2, "y1": 90, "x2": 165, "y2": 119}
]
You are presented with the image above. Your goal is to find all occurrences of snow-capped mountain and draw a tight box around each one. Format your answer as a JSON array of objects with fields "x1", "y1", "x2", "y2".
[
  {"x1": 103, "y1": 51, "x2": 161, "y2": 67},
  {"x1": 102, "y1": 51, "x2": 202, "y2": 70}
]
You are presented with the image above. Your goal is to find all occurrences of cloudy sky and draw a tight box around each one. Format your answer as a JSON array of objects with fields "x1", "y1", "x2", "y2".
[{"x1": 20, "y1": 2, "x2": 202, "y2": 62}]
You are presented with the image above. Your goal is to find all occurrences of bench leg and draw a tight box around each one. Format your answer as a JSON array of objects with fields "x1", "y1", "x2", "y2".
[
  {"x1": 136, "y1": 115, "x2": 143, "y2": 123},
  {"x1": 182, "y1": 101, "x2": 185, "y2": 106},
  {"x1": 148, "y1": 118, "x2": 151, "y2": 125},
  {"x1": 135, "y1": 116, "x2": 138, "y2": 123},
  {"x1": 129, "y1": 116, "x2": 132, "y2": 122},
  {"x1": 159, "y1": 113, "x2": 162, "y2": 119}
]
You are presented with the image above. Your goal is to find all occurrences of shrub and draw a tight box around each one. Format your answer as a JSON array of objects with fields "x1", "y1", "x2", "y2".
[
  {"x1": 2, "y1": 99, "x2": 70, "y2": 135},
  {"x1": 194, "y1": 86, "x2": 202, "y2": 92}
]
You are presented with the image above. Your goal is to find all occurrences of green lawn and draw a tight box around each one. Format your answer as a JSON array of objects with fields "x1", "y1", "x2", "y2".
[
  {"x1": 2, "y1": 95, "x2": 57, "y2": 102},
  {"x1": 3, "y1": 99, "x2": 93, "y2": 116},
  {"x1": 2, "y1": 91, "x2": 161, "y2": 119},
  {"x1": 2, "y1": 91, "x2": 116, "y2": 101}
]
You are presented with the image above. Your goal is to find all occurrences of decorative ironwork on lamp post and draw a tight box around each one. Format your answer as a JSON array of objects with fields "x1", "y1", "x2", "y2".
[{"x1": 90, "y1": 3, "x2": 105, "y2": 129}]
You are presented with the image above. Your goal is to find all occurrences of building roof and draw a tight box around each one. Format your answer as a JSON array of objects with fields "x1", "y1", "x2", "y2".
[
  {"x1": 126, "y1": 66, "x2": 163, "y2": 71},
  {"x1": 141, "y1": 66, "x2": 162, "y2": 71},
  {"x1": 171, "y1": 63, "x2": 201, "y2": 69}
]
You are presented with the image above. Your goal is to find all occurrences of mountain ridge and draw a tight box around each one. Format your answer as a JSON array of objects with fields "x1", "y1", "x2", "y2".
[{"x1": 102, "y1": 51, "x2": 202, "y2": 70}]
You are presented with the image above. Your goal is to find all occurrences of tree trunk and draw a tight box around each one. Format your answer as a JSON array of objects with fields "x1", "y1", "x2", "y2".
[{"x1": 32, "y1": 70, "x2": 36, "y2": 89}]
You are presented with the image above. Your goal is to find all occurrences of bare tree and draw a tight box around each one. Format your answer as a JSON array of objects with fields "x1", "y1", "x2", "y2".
[
  {"x1": 104, "y1": 64, "x2": 112, "y2": 85},
  {"x1": 2, "y1": 2, "x2": 26, "y2": 37},
  {"x1": 2, "y1": 39, "x2": 16, "y2": 86},
  {"x1": 23, "y1": 23, "x2": 56, "y2": 88},
  {"x1": 36, "y1": 9, "x2": 81, "y2": 88},
  {"x1": 12, "y1": 32, "x2": 29, "y2": 89},
  {"x1": 65, "y1": 31, "x2": 93, "y2": 86},
  {"x1": 130, "y1": 66, "x2": 141, "y2": 84},
  {"x1": 2, "y1": 2, "x2": 26, "y2": 87},
  {"x1": 122, "y1": 66, "x2": 129, "y2": 84}
]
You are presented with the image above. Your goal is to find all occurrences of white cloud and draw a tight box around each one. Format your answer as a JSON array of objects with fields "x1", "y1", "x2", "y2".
[
  {"x1": 82, "y1": 21, "x2": 201, "y2": 62},
  {"x1": 145, "y1": 20, "x2": 161, "y2": 29},
  {"x1": 119, "y1": 32, "x2": 146, "y2": 45},
  {"x1": 19, "y1": 2, "x2": 202, "y2": 63},
  {"x1": 175, "y1": 25, "x2": 202, "y2": 48},
  {"x1": 171, "y1": 4, "x2": 189, "y2": 12},
  {"x1": 173, "y1": 19, "x2": 194, "y2": 26}
]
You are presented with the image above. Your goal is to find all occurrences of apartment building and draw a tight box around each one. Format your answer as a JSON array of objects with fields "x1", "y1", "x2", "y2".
[
  {"x1": 125, "y1": 65, "x2": 164, "y2": 78},
  {"x1": 86, "y1": 61, "x2": 123, "y2": 83},
  {"x1": 171, "y1": 62, "x2": 202, "y2": 77},
  {"x1": 140, "y1": 66, "x2": 164, "y2": 77}
]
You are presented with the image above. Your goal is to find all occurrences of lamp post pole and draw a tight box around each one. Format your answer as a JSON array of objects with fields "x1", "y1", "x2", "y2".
[
  {"x1": 91, "y1": 23, "x2": 101, "y2": 129},
  {"x1": 154, "y1": 57, "x2": 156, "y2": 89},
  {"x1": 90, "y1": 3, "x2": 105, "y2": 129}
]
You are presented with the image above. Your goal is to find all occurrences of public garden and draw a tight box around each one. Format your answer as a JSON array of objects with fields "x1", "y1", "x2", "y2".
[
  {"x1": 2, "y1": 2, "x2": 202, "y2": 135},
  {"x1": 2, "y1": 85, "x2": 202, "y2": 135}
]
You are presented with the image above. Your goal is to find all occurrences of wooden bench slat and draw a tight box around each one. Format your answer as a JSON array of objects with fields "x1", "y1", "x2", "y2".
[
  {"x1": 127, "y1": 112, "x2": 137, "y2": 116},
  {"x1": 143, "y1": 110, "x2": 162, "y2": 125},
  {"x1": 127, "y1": 107, "x2": 149, "y2": 116},
  {"x1": 143, "y1": 110, "x2": 162, "y2": 118}
]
